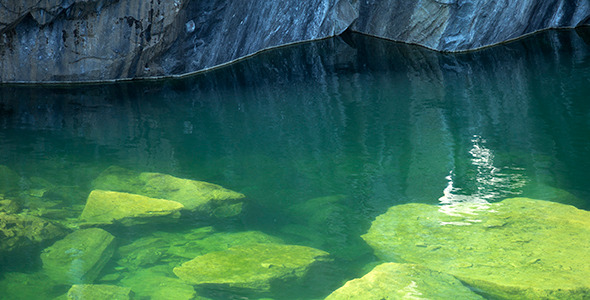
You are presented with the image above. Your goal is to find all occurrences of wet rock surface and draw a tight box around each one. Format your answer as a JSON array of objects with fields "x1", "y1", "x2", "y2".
[
  {"x1": 362, "y1": 197, "x2": 590, "y2": 299},
  {"x1": 326, "y1": 262, "x2": 484, "y2": 299}
]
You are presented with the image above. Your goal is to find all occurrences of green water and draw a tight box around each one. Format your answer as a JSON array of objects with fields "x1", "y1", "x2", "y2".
[{"x1": 1, "y1": 29, "x2": 590, "y2": 299}]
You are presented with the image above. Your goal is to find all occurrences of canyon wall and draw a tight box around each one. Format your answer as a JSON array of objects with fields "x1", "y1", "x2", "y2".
[{"x1": 0, "y1": 0, "x2": 588, "y2": 82}]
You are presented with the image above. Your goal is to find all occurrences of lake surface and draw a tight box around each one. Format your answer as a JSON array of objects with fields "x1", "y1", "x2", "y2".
[{"x1": 1, "y1": 29, "x2": 590, "y2": 299}]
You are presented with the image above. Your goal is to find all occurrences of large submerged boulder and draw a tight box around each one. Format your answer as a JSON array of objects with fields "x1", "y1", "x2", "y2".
[
  {"x1": 79, "y1": 190, "x2": 184, "y2": 226},
  {"x1": 173, "y1": 243, "x2": 330, "y2": 293},
  {"x1": 326, "y1": 263, "x2": 484, "y2": 299},
  {"x1": 41, "y1": 228, "x2": 116, "y2": 284},
  {"x1": 92, "y1": 166, "x2": 245, "y2": 217},
  {"x1": 362, "y1": 197, "x2": 590, "y2": 299}
]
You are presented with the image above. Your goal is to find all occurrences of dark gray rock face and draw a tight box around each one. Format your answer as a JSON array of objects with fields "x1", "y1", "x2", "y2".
[
  {"x1": 352, "y1": 0, "x2": 590, "y2": 52},
  {"x1": 0, "y1": 0, "x2": 588, "y2": 82},
  {"x1": 0, "y1": 0, "x2": 356, "y2": 82}
]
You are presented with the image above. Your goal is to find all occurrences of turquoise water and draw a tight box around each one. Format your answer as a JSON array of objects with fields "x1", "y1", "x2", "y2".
[{"x1": 1, "y1": 29, "x2": 590, "y2": 299}]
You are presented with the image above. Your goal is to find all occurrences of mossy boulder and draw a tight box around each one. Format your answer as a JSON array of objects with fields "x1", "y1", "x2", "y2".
[
  {"x1": 79, "y1": 190, "x2": 184, "y2": 226},
  {"x1": 41, "y1": 228, "x2": 115, "y2": 284},
  {"x1": 0, "y1": 213, "x2": 67, "y2": 259},
  {"x1": 67, "y1": 284, "x2": 133, "y2": 300},
  {"x1": 362, "y1": 197, "x2": 590, "y2": 299},
  {"x1": 92, "y1": 166, "x2": 245, "y2": 216},
  {"x1": 173, "y1": 243, "x2": 330, "y2": 293},
  {"x1": 326, "y1": 263, "x2": 484, "y2": 299}
]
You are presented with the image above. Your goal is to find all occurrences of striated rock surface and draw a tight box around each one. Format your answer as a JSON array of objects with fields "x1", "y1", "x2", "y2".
[
  {"x1": 0, "y1": 0, "x2": 356, "y2": 82},
  {"x1": 2, "y1": 0, "x2": 588, "y2": 82},
  {"x1": 326, "y1": 263, "x2": 484, "y2": 299},
  {"x1": 41, "y1": 228, "x2": 115, "y2": 284},
  {"x1": 352, "y1": 0, "x2": 590, "y2": 52},
  {"x1": 173, "y1": 243, "x2": 330, "y2": 293},
  {"x1": 362, "y1": 198, "x2": 590, "y2": 299}
]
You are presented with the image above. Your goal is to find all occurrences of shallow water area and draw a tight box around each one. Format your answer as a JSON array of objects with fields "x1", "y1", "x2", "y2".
[{"x1": 1, "y1": 29, "x2": 590, "y2": 299}]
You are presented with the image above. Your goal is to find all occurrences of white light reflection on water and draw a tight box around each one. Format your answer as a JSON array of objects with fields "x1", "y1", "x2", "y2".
[{"x1": 438, "y1": 135, "x2": 528, "y2": 221}]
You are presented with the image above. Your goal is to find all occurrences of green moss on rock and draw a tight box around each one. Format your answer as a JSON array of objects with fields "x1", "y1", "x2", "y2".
[
  {"x1": 173, "y1": 243, "x2": 330, "y2": 293},
  {"x1": 119, "y1": 268, "x2": 196, "y2": 300},
  {"x1": 362, "y1": 197, "x2": 590, "y2": 299},
  {"x1": 79, "y1": 190, "x2": 184, "y2": 226},
  {"x1": 92, "y1": 166, "x2": 245, "y2": 216},
  {"x1": 326, "y1": 263, "x2": 484, "y2": 299},
  {"x1": 67, "y1": 284, "x2": 133, "y2": 300},
  {"x1": 41, "y1": 228, "x2": 115, "y2": 284}
]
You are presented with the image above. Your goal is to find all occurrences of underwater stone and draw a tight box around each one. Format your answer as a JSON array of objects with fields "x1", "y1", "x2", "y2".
[
  {"x1": 92, "y1": 166, "x2": 245, "y2": 216},
  {"x1": 80, "y1": 190, "x2": 184, "y2": 226},
  {"x1": 326, "y1": 263, "x2": 484, "y2": 299},
  {"x1": 173, "y1": 243, "x2": 330, "y2": 293},
  {"x1": 67, "y1": 284, "x2": 133, "y2": 300},
  {"x1": 119, "y1": 268, "x2": 196, "y2": 300},
  {"x1": 41, "y1": 228, "x2": 115, "y2": 284},
  {"x1": 0, "y1": 213, "x2": 68, "y2": 258},
  {"x1": 362, "y1": 197, "x2": 590, "y2": 299}
]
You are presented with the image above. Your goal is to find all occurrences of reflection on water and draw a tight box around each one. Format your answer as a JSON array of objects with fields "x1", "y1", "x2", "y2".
[{"x1": 0, "y1": 29, "x2": 589, "y2": 299}]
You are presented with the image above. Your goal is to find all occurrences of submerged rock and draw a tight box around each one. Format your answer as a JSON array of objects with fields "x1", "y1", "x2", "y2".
[
  {"x1": 362, "y1": 197, "x2": 590, "y2": 299},
  {"x1": 79, "y1": 190, "x2": 184, "y2": 226},
  {"x1": 67, "y1": 284, "x2": 133, "y2": 300},
  {"x1": 114, "y1": 227, "x2": 283, "y2": 271},
  {"x1": 326, "y1": 263, "x2": 484, "y2": 299},
  {"x1": 119, "y1": 268, "x2": 196, "y2": 300},
  {"x1": 0, "y1": 213, "x2": 67, "y2": 258},
  {"x1": 92, "y1": 166, "x2": 245, "y2": 217},
  {"x1": 41, "y1": 228, "x2": 115, "y2": 284},
  {"x1": 173, "y1": 243, "x2": 330, "y2": 293}
]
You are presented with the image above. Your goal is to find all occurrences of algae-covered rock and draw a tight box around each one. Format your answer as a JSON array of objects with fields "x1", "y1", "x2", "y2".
[
  {"x1": 326, "y1": 263, "x2": 484, "y2": 299},
  {"x1": 120, "y1": 268, "x2": 196, "y2": 300},
  {"x1": 41, "y1": 228, "x2": 115, "y2": 284},
  {"x1": 67, "y1": 284, "x2": 133, "y2": 300},
  {"x1": 166, "y1": 230, "x2": 284, "y2": 260},
  {"x1": 92, "y1": 166, "x2": 245, "y2": 216},
  {"x1": 0, "y1": 213, "x2": 67, "y2": 257},
  {"x1": 79, "y1": 190, "x2": 184, "y2": 226},
  {"x1": 362, "y1": 197, "x2": 590, "y2": 299},
  {"x1": 173, "y1": 243, "x2": 330, "y2": 293}
]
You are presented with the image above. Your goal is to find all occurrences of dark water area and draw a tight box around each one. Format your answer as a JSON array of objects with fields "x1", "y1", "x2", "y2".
[{"x1": 1, "y1": 29, "x2": 590, "y2": 299}]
